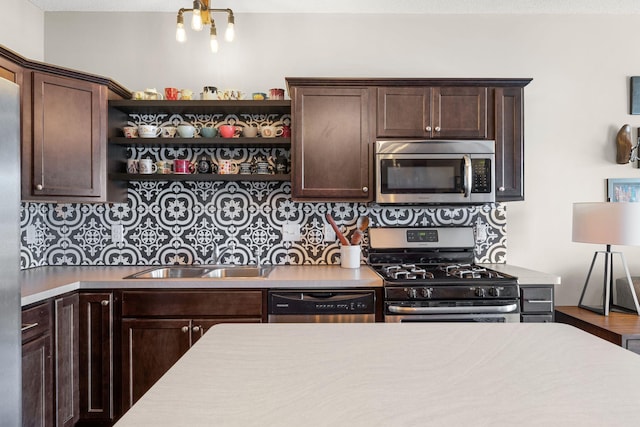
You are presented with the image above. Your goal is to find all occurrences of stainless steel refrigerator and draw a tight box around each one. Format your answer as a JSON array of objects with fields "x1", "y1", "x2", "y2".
[{"x1": 0, "y1": 77, "x2": 22, "y2": 425}]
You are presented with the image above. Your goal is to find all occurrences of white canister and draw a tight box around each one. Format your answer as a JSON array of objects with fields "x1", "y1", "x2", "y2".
[{"x1": 340, "y1": 245, "x2": 361, "y2": 269}]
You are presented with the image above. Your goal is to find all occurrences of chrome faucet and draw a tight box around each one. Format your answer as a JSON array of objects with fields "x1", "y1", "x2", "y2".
[
  {"x1": 254, "y1": 247, "x2": 261, "y2": 269},
  {"x1": 213, "y1": 243, "x2": 233, "y2": 265}
]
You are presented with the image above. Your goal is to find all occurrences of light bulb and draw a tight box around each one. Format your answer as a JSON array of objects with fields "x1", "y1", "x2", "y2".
[
  {"x1": 176, "y1": 22, "x2": 187, "y2": 43},
  {"x1": 225, "y1": 12, "x2": 235, "y2": 42},
  {"x1": 191, "y1": 9, "x2": 203, "y2": 31},
  {"x1": 210, "y1": 24, "x2": 219, "y2": 53},
  {"x1": 225, "y1": 22, "x2": 235, "y2": 42}
]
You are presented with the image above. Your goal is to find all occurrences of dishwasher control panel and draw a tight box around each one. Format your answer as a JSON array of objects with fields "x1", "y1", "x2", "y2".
[{"x1": 268, "y1": 290, "x2": 375, "y2": 315}]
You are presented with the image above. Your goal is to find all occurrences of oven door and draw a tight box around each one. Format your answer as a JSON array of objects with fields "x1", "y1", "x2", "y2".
[{"x1": 384, "y1": 300, "x2": 520, "y2": 323}]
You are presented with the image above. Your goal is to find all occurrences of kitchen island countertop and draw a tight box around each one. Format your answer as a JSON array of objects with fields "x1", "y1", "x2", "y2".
[
  {"x1": 20, "y1": 264, "x2": 560, "y2": 307},
  {"x1": 114, "y1": 322, "x2": 639, "y2": 427}
]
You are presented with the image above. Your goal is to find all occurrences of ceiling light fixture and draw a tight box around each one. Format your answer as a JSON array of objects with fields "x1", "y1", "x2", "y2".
[{"x1": 176, "y1": 0, "x2": 235, "y2": 53}]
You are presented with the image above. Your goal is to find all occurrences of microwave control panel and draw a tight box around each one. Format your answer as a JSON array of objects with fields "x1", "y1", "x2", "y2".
[{"x1": 471, "y1": 159, "x2": 492, "y2": 193}]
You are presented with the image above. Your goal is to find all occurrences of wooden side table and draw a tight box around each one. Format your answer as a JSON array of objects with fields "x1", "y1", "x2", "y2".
[{"x1": 555, "y1": 306, "x2": 640, "y2": 354}]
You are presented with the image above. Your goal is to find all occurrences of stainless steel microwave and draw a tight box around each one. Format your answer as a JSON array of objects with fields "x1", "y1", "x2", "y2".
[{"x1": 375, "y1": 139, "x2": 496, "y2": 205}]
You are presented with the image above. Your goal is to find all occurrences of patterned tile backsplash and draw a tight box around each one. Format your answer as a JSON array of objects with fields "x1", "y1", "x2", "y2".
[{"x1": 20, "y1": 181, "x2": 507, "y2": 269}]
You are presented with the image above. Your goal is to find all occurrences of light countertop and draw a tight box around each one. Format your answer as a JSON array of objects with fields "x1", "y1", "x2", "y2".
[
  {"x1": 20, "y1": 264, "x2": 561, "y2": 307},
  {"x1": 114, "y1": 322, "x2": 639, "y2": 427},
  {"x1": 20, "y1": 265, "x2": 384, "y2": 306}
]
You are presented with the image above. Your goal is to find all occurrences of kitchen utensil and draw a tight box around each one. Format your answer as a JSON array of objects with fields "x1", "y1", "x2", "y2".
[
  {"x1": 326, "y1": 214, "x2": 350, "y2": 246},
  {"x1": 350, "y1": 216, "x2": 369, "y2": 245}
]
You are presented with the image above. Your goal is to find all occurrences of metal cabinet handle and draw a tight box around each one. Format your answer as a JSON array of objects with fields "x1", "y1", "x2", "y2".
[
  {"x1": 181, "y1": 326, "x2": 189, "y2": 333},
  {"x1": 101, "y1": 300, "x2": 109, "y2": 306},
  {"x1": 192, "y1": 326, "x2": 201, "y2": 333},
  {"x1": 498, "y1": 186, "x2": 505, "y2": 192},
  {"x1": 35, "y1": 184, "x2": 43, "y2": 191},
  {"x1": 362, "y1": 186, "x2": 368, "y2": 193},
  {"x1": 21, "y1": 323, "x2": 38, "y2": 332},
  {"x1": 425, "y1": 126, "x2": 432, "y2": 132},
  {"x1": 434, "y1": 126, "x2": 441, "y2": 132},
  {"x1": 525, "y1": 299, "x2": 553, "y2": 304}
]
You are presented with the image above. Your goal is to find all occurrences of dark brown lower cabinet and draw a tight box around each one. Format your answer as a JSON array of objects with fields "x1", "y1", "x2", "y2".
[
  {"x1": 78, "y1": 292, "x2": 115, "y2": 426},
  {"x1": 54, "y1": 294, "x2": 80, "y2": 427},
  {"x1": 120, "y1": 290, "x2": 263, "y2": 413},
  {"x1": 22, "y1": 302, "x2": 53, "y2": 427}
]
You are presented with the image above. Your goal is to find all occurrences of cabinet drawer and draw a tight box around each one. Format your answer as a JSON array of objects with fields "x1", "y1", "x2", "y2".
[
  {"x1": 121, "y1": 290, "x2": 263, "y2": 317},
  {"x1": 22, "y1": 302, "x2": 51, "y2": 343},
  {"x1": 521, "y1": 287, "x2": 554, "y2": 313},
  {"x1": 521, "y1": 314, "x2": 553, "y2": 323}
]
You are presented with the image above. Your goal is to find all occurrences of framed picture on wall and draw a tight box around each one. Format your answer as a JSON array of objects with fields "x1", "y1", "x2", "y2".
[{"x1": 607, "y1": 178, "x2": 640, "y2": 202}]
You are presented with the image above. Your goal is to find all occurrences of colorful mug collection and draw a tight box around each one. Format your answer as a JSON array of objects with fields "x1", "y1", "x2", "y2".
[{"x1": 126, "y1": 156, "x2": 289, "y2": 176}]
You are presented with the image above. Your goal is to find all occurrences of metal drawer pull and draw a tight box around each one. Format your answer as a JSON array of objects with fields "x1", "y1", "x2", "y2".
[
  {"x1": 192, "y1": 326, "x2": 201, "y2": 332},
  {"x1": 21, "y1": 323, "x2": 38, "y2": 332},
  {"x1": 101, "y1": 300, "x2": 109, "y2": 306},
  {"x1": 525, "y1": 299, "x2": 552, "y2": 304},
  {"x1": 181, "y1": 326, "x2": 189, "y2": 333}
]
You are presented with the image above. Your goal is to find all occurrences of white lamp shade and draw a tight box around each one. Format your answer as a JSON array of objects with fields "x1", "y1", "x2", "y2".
[{"x1": 572, "y1": 202, "x2": 640, "y2": 245}]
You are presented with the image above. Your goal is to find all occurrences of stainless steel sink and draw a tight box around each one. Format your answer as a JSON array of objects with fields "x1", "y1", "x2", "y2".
[
  {"x1": 201, "y1": 266, "x2": 273, "y2": 278},
  {"x1": 124, "y1": 265, "x2": 273, "y2": 279}
]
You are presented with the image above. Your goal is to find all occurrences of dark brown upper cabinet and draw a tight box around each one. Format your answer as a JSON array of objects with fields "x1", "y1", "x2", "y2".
[
  {"x1": 377, "y1": 86, "x2": 488, "y2": 139},
  {"x1": 287, "y1": 80, "x2": 374, "y2": 202}
]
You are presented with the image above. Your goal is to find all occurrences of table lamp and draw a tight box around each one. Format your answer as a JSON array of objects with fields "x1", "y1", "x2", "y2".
[{"x1": 572, "y1": 202, "x2": 640, "y2": 315}]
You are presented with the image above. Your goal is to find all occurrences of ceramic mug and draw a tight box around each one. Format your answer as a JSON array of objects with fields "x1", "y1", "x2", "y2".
[
  {"x1": 160, "y1": 126, "x2": 177, "y2": 138},
  {"x1": 131, "y1": 91, "x2": 145, "y2": 100},
  {"x1": 138, "y1": 125, "x2": 161, "y2": 138},
  {"x1": 123, "y1": 126, "x2": 138, "y2": 138},
  {"x1": 202, "y1": 86, "x2": 218, "y2": 100},
  {"x1": 239, "y1": 162, "x2": 254, "y2": 175},
  {"x1": 173, "y1": 159, "x2": 195, "y2": 174},
  {"x1": 155, "y1": 160, "x2": 171, "y2": 174},
  {"x1": 177, "y1": 124, "x2": 197, "y2": 138},
  {"x1": 200, "y1": 126, "x2": 217, "y2": 138},
  {"x1": 260, "y1": 125, "x2": 282, "y2": 138},
  {"x1": 269, "y1": 88, "x2": 285, "y2": 100},
  {"x1": 164, "y1": 87, "x2": 179, "y2": 100},
  {"x1": 144, "y1": 88, "x2": 163, "y2": 100},
  {"x1": 180, "y1": 89, "x2": 193, "y2": 100},
  {"x1": 139, "y1": 158, "x2": 158, "y2": 174},
  {"x1": 281, "y1": 125, "x2": 291, "y2": 138},
  {"x1": 242, "y1": 126, "x2": 258, "y2": 138},
  {"x1": 218, "y1": 160, "x2": 239, "y2": 175},
  {"x1": 218, "y1": 125, "x2": 237, "y2": 138},
  {"x1": 126, "y1": 159, "x2": 139, "y2": 174}
]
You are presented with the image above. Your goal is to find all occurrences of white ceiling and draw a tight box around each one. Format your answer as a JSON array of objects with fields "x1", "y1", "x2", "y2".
[{"x1": 25, "y1": 0, "x2": 640, "y2": 14}]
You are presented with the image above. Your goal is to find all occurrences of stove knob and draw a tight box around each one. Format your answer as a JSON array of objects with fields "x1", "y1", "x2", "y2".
[
  {"x1": 406, "y1": 288, "x2": 418, "y2": 299},
  {"x1": 489, "y1": 287, "x2": 501, "y2": 297},
  {"x1": 421, "y1": 288, "x2": 433, "y2": 298},
  {"x1": 475, "y1": 288, "x2": 486, "y2": 298}
]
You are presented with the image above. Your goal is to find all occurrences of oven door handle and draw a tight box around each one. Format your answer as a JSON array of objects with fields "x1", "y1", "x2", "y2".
[
  {"x1": 463, "y1": 154, "x2": 472, "y2": 198},
  {"x1": 387, "y1": 303, "x2": 519, "y2": 315}
]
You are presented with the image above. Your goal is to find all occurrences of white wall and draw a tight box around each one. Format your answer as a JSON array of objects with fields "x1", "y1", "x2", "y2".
[
  {"x1": 0, "y1": 0, "x2": 44, "y2": 59},
  {"x1": 42, "y1": 11, "x2": 640, "y2": 306}
]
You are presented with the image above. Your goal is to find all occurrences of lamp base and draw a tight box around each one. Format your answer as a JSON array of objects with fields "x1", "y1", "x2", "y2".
[{"x1": 578, "y1": 249, "x2": 640, "y2": 316}]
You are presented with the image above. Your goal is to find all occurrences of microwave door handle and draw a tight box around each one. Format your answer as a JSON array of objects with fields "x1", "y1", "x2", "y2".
[{"x1": 463, "y1": 154, "x2": 472, "y2": 198}]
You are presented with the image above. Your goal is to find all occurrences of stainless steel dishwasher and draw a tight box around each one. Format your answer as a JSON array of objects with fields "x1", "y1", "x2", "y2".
[{"x1": 267, "y1": 290, "x2": 376, "y2": 323}]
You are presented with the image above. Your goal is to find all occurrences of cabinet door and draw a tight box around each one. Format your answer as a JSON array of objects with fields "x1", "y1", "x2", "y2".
[
  {"x1": 121, "y1": 319, "x2": 191, "y2": 411},
  {"x1": 22, "y1": 334, "x2": 53, "y2": 427},
  {"x1": 292, "y1": 86, "x2": 373, "y2": 201},
  {"x1": 30, "y1": 72, "x2": 104, "y2": 199},
  {"x1": 78, "y1": 293, "x2": 114, "y2": 424},
  {"x1": 494, "y1": 87, "x2": 524, "y2": 201},
  {"x1": 54, "y1": 294, "x2": 80, "y2": 427},
  {"x1": 377, "y1": 87, "x2": 430, "y2": 137},
  {"x1": 434, "y1": 86, "x2": 487, "y2": 138}
]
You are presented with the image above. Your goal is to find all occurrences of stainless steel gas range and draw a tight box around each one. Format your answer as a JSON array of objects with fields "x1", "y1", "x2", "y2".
[{"x1": 368, "y1": 227, "x2": 520, "y2": 323}]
